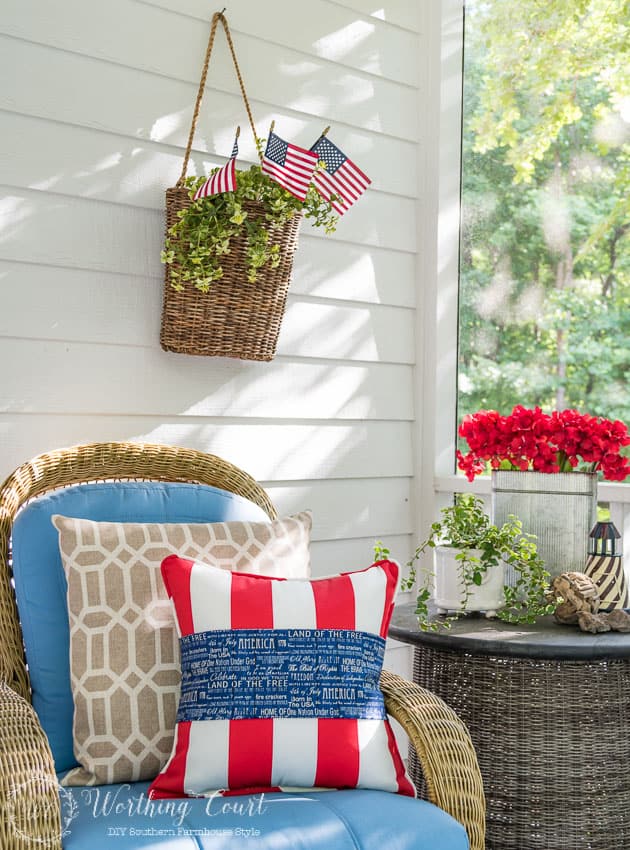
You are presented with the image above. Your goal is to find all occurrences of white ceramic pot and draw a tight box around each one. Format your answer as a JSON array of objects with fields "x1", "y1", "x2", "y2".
[{"x1": 433, "y1": 545, "x2": 505, "y2": 618}]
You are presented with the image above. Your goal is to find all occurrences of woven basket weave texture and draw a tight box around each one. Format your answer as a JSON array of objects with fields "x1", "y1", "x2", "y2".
[
  {"x1": 409, "y1": 643, "x2": 630, "y2": 850},
  {"x1": 160, "y1": 188, "x2": 302, "y2": 360}
]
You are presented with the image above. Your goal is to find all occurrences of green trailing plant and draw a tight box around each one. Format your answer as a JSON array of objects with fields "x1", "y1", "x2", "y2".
[
  {"x1": 161, "y1": 164, "x2": 338, "y2": 292},
  {"x1": 375, "y1": 494, "x2": 554, "y2": 630}
]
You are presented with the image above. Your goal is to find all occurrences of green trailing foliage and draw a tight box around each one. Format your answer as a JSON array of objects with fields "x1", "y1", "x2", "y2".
[
  {"x1": 375, "y1": 494, "x2": 554, "y2": 630},
  {"x1": 161, "y1": 165, "x2": 338, "y2": 292}
]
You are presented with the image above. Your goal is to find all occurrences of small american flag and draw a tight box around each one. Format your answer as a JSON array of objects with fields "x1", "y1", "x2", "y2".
[
  {"x1": 262, "y1": 131, "x2": 318, "y2": 201},
  {"x1": 193, "y1": 132, "x2": 239, "y2": 200},
  {"x1": 310, "y1": 134, "x2": 371, "y2": 215}
]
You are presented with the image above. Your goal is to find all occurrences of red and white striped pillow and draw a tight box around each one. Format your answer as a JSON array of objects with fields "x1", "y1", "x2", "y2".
[{"x1": 148, "y1": 558, "x2": 415, "y2": 799}]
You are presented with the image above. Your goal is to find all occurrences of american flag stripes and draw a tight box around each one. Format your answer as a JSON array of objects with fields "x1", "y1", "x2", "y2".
[
  {"x1": 310, "y1": 134, "x2": 371, "y2": 215},
  {"x1": 262, "y1": 131, "x2": 319, "y2": 201},
  {"x1": 148, "y1": 559, "x2": 415, "y2": 799},
  {"x1": 193, "y1": 132, "x2": 239, "y2": 200}
]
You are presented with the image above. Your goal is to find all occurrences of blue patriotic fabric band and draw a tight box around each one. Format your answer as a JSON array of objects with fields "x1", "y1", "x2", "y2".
[{"x1": 177, "y1": 628, "x2": 387, "y2": 723}]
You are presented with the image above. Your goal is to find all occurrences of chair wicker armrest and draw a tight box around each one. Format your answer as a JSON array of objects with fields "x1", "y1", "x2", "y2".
[
  {"x1": 380, "y1": 669, "x2": 485, "y2": 850},
  {"x1": 0, "y1": 679, "x2": 61, "y2": 850}
]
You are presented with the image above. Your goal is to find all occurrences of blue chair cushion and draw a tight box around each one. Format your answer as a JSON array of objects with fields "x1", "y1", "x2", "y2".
[
  {"x1": 12, "y1": 481, "x2": 269, "y2": 772},
  {"x1": 59, "y1": 782, "x2": 469, "y2": 849}
]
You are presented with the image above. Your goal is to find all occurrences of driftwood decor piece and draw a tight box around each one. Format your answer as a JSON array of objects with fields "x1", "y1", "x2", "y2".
[{"x1": 549, "y1": 571, "x2": 630, "y2": 633}]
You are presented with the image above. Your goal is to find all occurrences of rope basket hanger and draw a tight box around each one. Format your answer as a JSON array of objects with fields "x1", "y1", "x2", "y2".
[{"x1": 177, "y1": 10, "x2": 262, "y2": 185}]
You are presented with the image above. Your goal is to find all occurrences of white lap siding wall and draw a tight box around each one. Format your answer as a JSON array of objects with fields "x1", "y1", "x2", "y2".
[{"x1": 0, "y1": 0, "x2": 424, "y2": 692}]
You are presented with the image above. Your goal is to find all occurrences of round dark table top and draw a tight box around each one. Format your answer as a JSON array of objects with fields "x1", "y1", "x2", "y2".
[{"x1": 389, "y1": 603, "x2": 630, "y2": 660}]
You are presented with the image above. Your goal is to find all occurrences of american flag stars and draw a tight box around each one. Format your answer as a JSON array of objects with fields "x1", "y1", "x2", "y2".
[
  {"x1": 310, "y1": 134, "x2": 371, "y2": 216},
  {"x1": 262, "y1": 131, "x2": 319, "y2": 201}
]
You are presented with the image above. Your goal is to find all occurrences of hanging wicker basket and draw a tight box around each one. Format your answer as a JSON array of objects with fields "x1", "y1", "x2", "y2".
[
  {"x1": 161, "y1": 189, "x2": 302, "y2": 360},
  {"x1": 160, "y1": 12, "x2": 301, "y2": 361}
]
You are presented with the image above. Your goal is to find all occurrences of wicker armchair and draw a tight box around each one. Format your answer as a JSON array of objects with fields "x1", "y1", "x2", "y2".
[{"x1": 0, "y1": 443, "x2": 485, "y2": 850}]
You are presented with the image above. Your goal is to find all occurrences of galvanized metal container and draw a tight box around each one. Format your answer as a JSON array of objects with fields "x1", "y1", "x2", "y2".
[{"x1": 491, "y1": 470, "x2": 598, "y2": 581}]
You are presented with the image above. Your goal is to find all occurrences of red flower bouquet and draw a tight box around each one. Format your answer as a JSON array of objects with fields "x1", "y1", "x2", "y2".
[{"x1": 457, "y1": 406, "x2": 630, "y2": 482}]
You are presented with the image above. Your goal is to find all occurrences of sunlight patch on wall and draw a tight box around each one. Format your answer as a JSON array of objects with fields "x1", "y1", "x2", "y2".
[
  {"x1": 150, "y1": 111, "x2": 184, "y2": 143},
  {"x1": 129, "y1": 422, "x2": 369, "y2": 482},
  {"x1": 79, "y1": 153, "x2": 123, "y2": 176},
  {"x1": 279, "y1": 59, "x2": 320, "y2": 77},
  {"x1": 280, "y1": 301, "x2": 378, "y2": 362},
  {"x1": 0, "y1": 195, "x2": 30, "y2": 243},
  {"x1": 313, "y1": 20, "x2": 375, "y2": 64}
]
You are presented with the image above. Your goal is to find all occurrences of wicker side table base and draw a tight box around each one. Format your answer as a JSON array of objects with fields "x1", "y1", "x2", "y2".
[{"x1": 410, "y1": 644, "x2": 630, "y2": 850}]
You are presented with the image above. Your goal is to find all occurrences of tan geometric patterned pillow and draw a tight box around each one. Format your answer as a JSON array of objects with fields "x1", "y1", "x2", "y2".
[{"x1": 52, "y1": 511, "x2": 312, "y2": 786}]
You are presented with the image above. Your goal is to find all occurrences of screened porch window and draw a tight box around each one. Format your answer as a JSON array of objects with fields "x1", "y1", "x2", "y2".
[{"x1": 457, "y1": 0, "x2": 630, "y2": 428}]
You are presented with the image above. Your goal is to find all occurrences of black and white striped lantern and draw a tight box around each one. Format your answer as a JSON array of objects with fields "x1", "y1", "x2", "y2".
[{"x1": 584, "y1": 521, "x2": 627, "y2": 611}]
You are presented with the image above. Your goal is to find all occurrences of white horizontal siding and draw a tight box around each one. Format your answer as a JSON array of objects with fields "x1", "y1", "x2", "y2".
[
  {"x1": 265, "y1": 477, "x2": 412, "y2": 540},
  {"x1": 0, "y1": 2, "x2": 418, "y2": 139},
  {"x1": 141, "y1": 0, "x2": 420, "y2": 84},
  {"x1": 0, "y1": 182, "x2": 415, "y2": 254},
  {"x1": 0, "y1": 227, "x2": 416, "y2": 310},
  {"x1": 0, "y1": 96, "x2": 417, "y2": 198},
  {"x1": 310, "y1": 535, "x2": 413, "y2": 570},
  {"x1": 328, "y1": 1, "x2": 421, "y2": 33},
  {"x1": 0, "y1": 262, "x2": 414, "y2": 362},
  {"x1": 0, "y1": 339, "x2": 414, "y2": 419},
  {"x1": 2, "y1": 0, "x2": 421, "y2": 679},
  {"x1": 0, "y1": 415, "x2": 413, "y2": 482}
]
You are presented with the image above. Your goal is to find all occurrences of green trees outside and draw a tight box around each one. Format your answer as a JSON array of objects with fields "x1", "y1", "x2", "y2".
[{"x1": 458, "y1": 0, "x2": 630, "y2": 422}]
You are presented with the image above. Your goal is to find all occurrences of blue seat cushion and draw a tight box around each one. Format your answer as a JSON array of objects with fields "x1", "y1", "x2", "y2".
[
  {"x1": 12, "y1": 481, "x2": 269, "y2": 772},
  {"x1": 59, "y1": 782, "x2": 469, "y2": 849}
]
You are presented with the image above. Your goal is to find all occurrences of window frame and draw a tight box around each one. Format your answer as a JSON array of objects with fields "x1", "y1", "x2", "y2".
[
  {"x1": 416, "y1": 0, "x2": 468, "y2": 539},
  {"x1": 419, "y1": 0, "x2": 630, "y2": 542}
]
